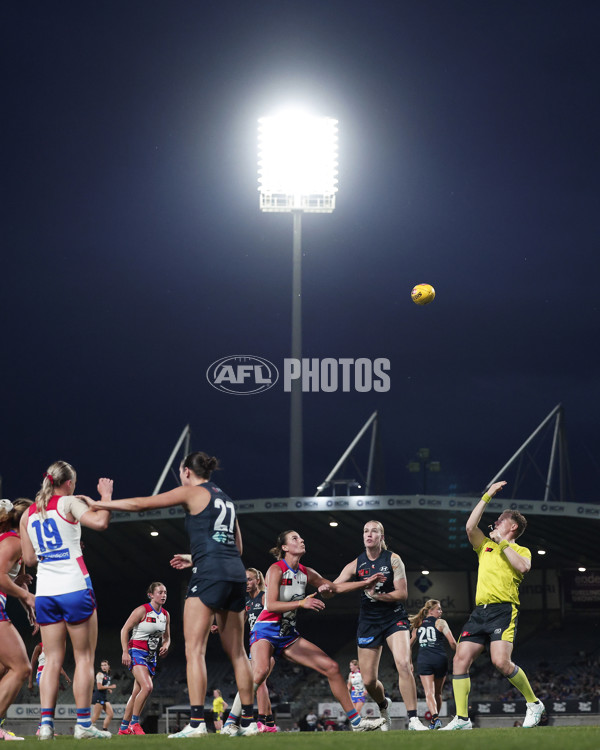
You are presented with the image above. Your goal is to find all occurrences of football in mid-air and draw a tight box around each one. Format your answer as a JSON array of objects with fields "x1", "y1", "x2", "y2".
[{"x1": 411, "y1": 283, "x2": 435, "y2": 305}]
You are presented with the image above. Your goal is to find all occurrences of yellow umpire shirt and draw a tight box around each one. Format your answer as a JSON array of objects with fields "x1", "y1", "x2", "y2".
[{"x1": 473, "y1": 537, "x2": 531, "y2": 606}]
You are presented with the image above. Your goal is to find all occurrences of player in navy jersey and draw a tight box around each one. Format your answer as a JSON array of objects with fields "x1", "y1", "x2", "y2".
[
  {"x1": 409, "y1": 599, "x2": 456, "y2": 729},
  {"x1": 245, "y1": 568, "x2": 276, "y2": 732},
  {"x1": 0, "y1": 498, "x2": 35, "y2": 741},
  {"x1": 118, "y1": 582, "x2": 170, "y2": 735},
  {"x1": 84, "y1": 451, "x2": 257, "y2": 738},
  {"x1": 91, "y1": 660, "x2": 117, "y2": 732},
  {"x1": 238, "y1": 530, "x2": 387, "y2": 734},
  {"x1": 20, "y1": 461, "x2": 113, "y2": 740},
  {"x1": 334, "y1": 520, "x2": 428, "y2": 731},
  {"x1": 222, "y1": 568, "x2": 277, "y2": 734}
]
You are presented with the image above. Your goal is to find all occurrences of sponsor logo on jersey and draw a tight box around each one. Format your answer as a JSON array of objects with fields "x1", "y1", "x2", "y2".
[{"x1": 39, "y1": 548, "x2": 71, "y2": 562}]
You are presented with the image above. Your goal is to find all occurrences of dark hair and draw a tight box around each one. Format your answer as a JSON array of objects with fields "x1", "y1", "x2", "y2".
[
  {"x1": 181, "y1": 452, "x2": 220, "y2": 479},
  {"x1": 500, "y1": 509, "x2": 528, "y2": 539},
  {"x1": 269, "y1": 530, "x2": 295, "y2": 560}
]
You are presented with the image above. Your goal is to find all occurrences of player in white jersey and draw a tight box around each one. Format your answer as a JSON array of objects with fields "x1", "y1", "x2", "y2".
[
  {"x1": 20, "y1": 461, "x2": 112, "y2": 741},
  {"x1": 347, "y1": 659, "x2": 366, "y2": 713},
  {"x1": 118, "y1": 582, "x2": 170, "y2": 735},
  {"x1": 0, "y1": 498, "x2": 35, "y2": 741},
  {"x1": 245, "y1": 530, "x2": 387, "y2": 733},
  {"x1": 29, "y1": 640, "x2": 72, "y2": 688}
]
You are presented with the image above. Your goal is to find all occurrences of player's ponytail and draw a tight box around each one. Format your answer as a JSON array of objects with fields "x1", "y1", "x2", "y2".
[
  {"x1": 408, "y1": 599, "x2": 440, "y2": 631},
  {"x1": 35, "y1": 461, "x2": 76, "y2": 518},
  {"x1": 182, "y1": 452, "x2": 221, "y2": 479},
  {"x1": 269, "y1": 530, "x2": 294, "y2": 560}
]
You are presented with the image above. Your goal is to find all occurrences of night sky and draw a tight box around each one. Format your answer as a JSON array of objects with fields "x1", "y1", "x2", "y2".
[{"x1": 3, "y1": 1, "x2": 599, "y2": 507}]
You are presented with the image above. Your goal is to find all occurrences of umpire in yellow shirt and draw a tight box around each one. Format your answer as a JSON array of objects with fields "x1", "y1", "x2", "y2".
[{"x1": 441, "y1": 481, "x2": 545, "y2": 731}]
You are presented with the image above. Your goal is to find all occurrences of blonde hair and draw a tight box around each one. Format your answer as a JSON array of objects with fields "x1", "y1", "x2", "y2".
[
  {"x1": 365, "y1": 520, "x2": 387, "y2": 550},
  {"x1": 246, "y1": 568, "x2": 265, "y2": 592},
  {"x1": 35, "y1": 461, "x2": 76, "y2": 518},
  {"x1": 409, "y1": 599, "x2": 440, "y2": 630},
  {"x1": 0, "y1": 498, "x2": 32, "y2": 531}
]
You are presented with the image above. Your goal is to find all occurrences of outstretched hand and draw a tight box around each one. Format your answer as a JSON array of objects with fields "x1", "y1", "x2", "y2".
[
  {"x1": 488, "y1": 480, "x2": 507, "y2": 498},
  {"x1": 362, "y1": 572, "x2": 386, "y2": 588},
  {"x1": 170, "y1": 554, "x2": 193, "y2": 570},
  {"x1": 97, "y1": 477, "x2": 113, "y2": 500},
  {"x1": 300, "y1": 593, "x2": 325, "y2": 612},
  {"x1": 76, "y1": 495, "x2": 97, "y2": 508}
]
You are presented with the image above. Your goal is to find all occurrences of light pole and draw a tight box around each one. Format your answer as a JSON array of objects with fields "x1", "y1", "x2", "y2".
[
  {"x1": 258, "y1": 111, "x2": 339, "y2": 496},
  {"x1": 407, "y1": 448, "x2": 441, "y2": 494}
]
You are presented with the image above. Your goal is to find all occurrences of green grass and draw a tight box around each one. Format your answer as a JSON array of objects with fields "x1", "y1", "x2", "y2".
[{"x1": 10, "y1": 726, "x2": 600, "y2": 750}]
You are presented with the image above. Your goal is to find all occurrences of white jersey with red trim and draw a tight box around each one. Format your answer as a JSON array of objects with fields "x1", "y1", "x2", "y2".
[
  {"x1": 26, "y1": 496, "x2": 91, "y2": 596},
  {"x1": 349, "y1": 670, "x2": 365, "y2": 693},
  {"x1": 0, "y1": 530, "x2": 21, "y2": 603},
  {"x1": 129, "y1": 603, "x2": 168, "y2": 654},
  {"x1": 255, "y1": 560, "x2": 308, "y2": 632}
]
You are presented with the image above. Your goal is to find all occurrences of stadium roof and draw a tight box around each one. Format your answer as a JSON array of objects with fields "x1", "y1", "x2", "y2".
[{"x1": 81, "y1": 496, "x2": 600, "y2": 605}]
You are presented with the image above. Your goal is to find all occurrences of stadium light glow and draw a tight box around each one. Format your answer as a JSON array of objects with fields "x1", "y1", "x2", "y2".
[
  {"x1": 421, "y1": 570, "x2": 430, "y2": 575},
  {"x1": 150, "y1": 530, "x2": 159, "y2": 537},
  {"x1": 258, "y1": 111, "x2": 338, "y2": 212},
  {"x1": 537, "y1": 549, "x2": 546, "y2": 555},
  {"x1": 258, "y1": 109, "x2": 339, "y2": 496},
  {"x1": 329, "y1": 519, "x2": 339, "y2": 527},
  {"x1": 578, "y1": 566, "x2": 586, "y2": 572}
]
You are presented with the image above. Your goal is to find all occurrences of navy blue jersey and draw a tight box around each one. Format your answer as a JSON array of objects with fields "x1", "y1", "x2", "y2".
[
  {"x1": 245, "y1": 591, "x2": 265, "y2": 631},
  {"x1": 185, "y1": 482, "x2": 246, "y2": 582},
  {"x1": 356, "y1": 549, "x2": 406, "y2": 622},
  {"x1": 92, "y1": 671, "x2": 110, "y2": 703},
  {"x1": 416, "y1": 615, "x2": 447, "y2": 658}
]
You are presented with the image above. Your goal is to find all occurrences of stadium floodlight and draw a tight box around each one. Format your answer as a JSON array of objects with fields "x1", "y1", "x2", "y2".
[
  {"x1": 258, "y1": 112, "x2": 338, "y2": 212},
  {"x1": 258, "y1": 111, "x2": 339, "y2": 497}
]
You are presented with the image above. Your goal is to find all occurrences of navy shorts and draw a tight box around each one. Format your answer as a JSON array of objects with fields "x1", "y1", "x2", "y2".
[
  {"x1": 186, "y1": 578, "x2": 246, "y2": 612},
  {"x1": 357, "y1": 615, "x2": 410, "y2": 648},
  {"x1": 417, "y1": 652, "x2": 448, "y2": 678},
  {"x1": 36, "y1": 588, "x2": 97, "y2": 625},
  {"x1": 459, "y1": 602, "x2": 519, "y2": 645}
]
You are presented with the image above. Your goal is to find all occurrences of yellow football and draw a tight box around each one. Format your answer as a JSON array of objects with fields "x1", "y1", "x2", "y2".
[{"x1": 411, "y1": 283, "x2": 435, "y2": 306}]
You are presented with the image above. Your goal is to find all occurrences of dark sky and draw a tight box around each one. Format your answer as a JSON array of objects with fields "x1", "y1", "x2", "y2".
[{"x1": 3, "y1": 0, "x2": 599, "y2": 505}]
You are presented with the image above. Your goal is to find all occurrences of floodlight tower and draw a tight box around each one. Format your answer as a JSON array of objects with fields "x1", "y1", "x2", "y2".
[{"x1": 258, "y1": 112, "x2": 339, "y2": 497}]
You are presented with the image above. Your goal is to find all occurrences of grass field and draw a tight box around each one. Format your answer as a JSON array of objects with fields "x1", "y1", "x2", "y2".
[{"x1": 8, "y1": 726, "x2": 600, "y2": 750}]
